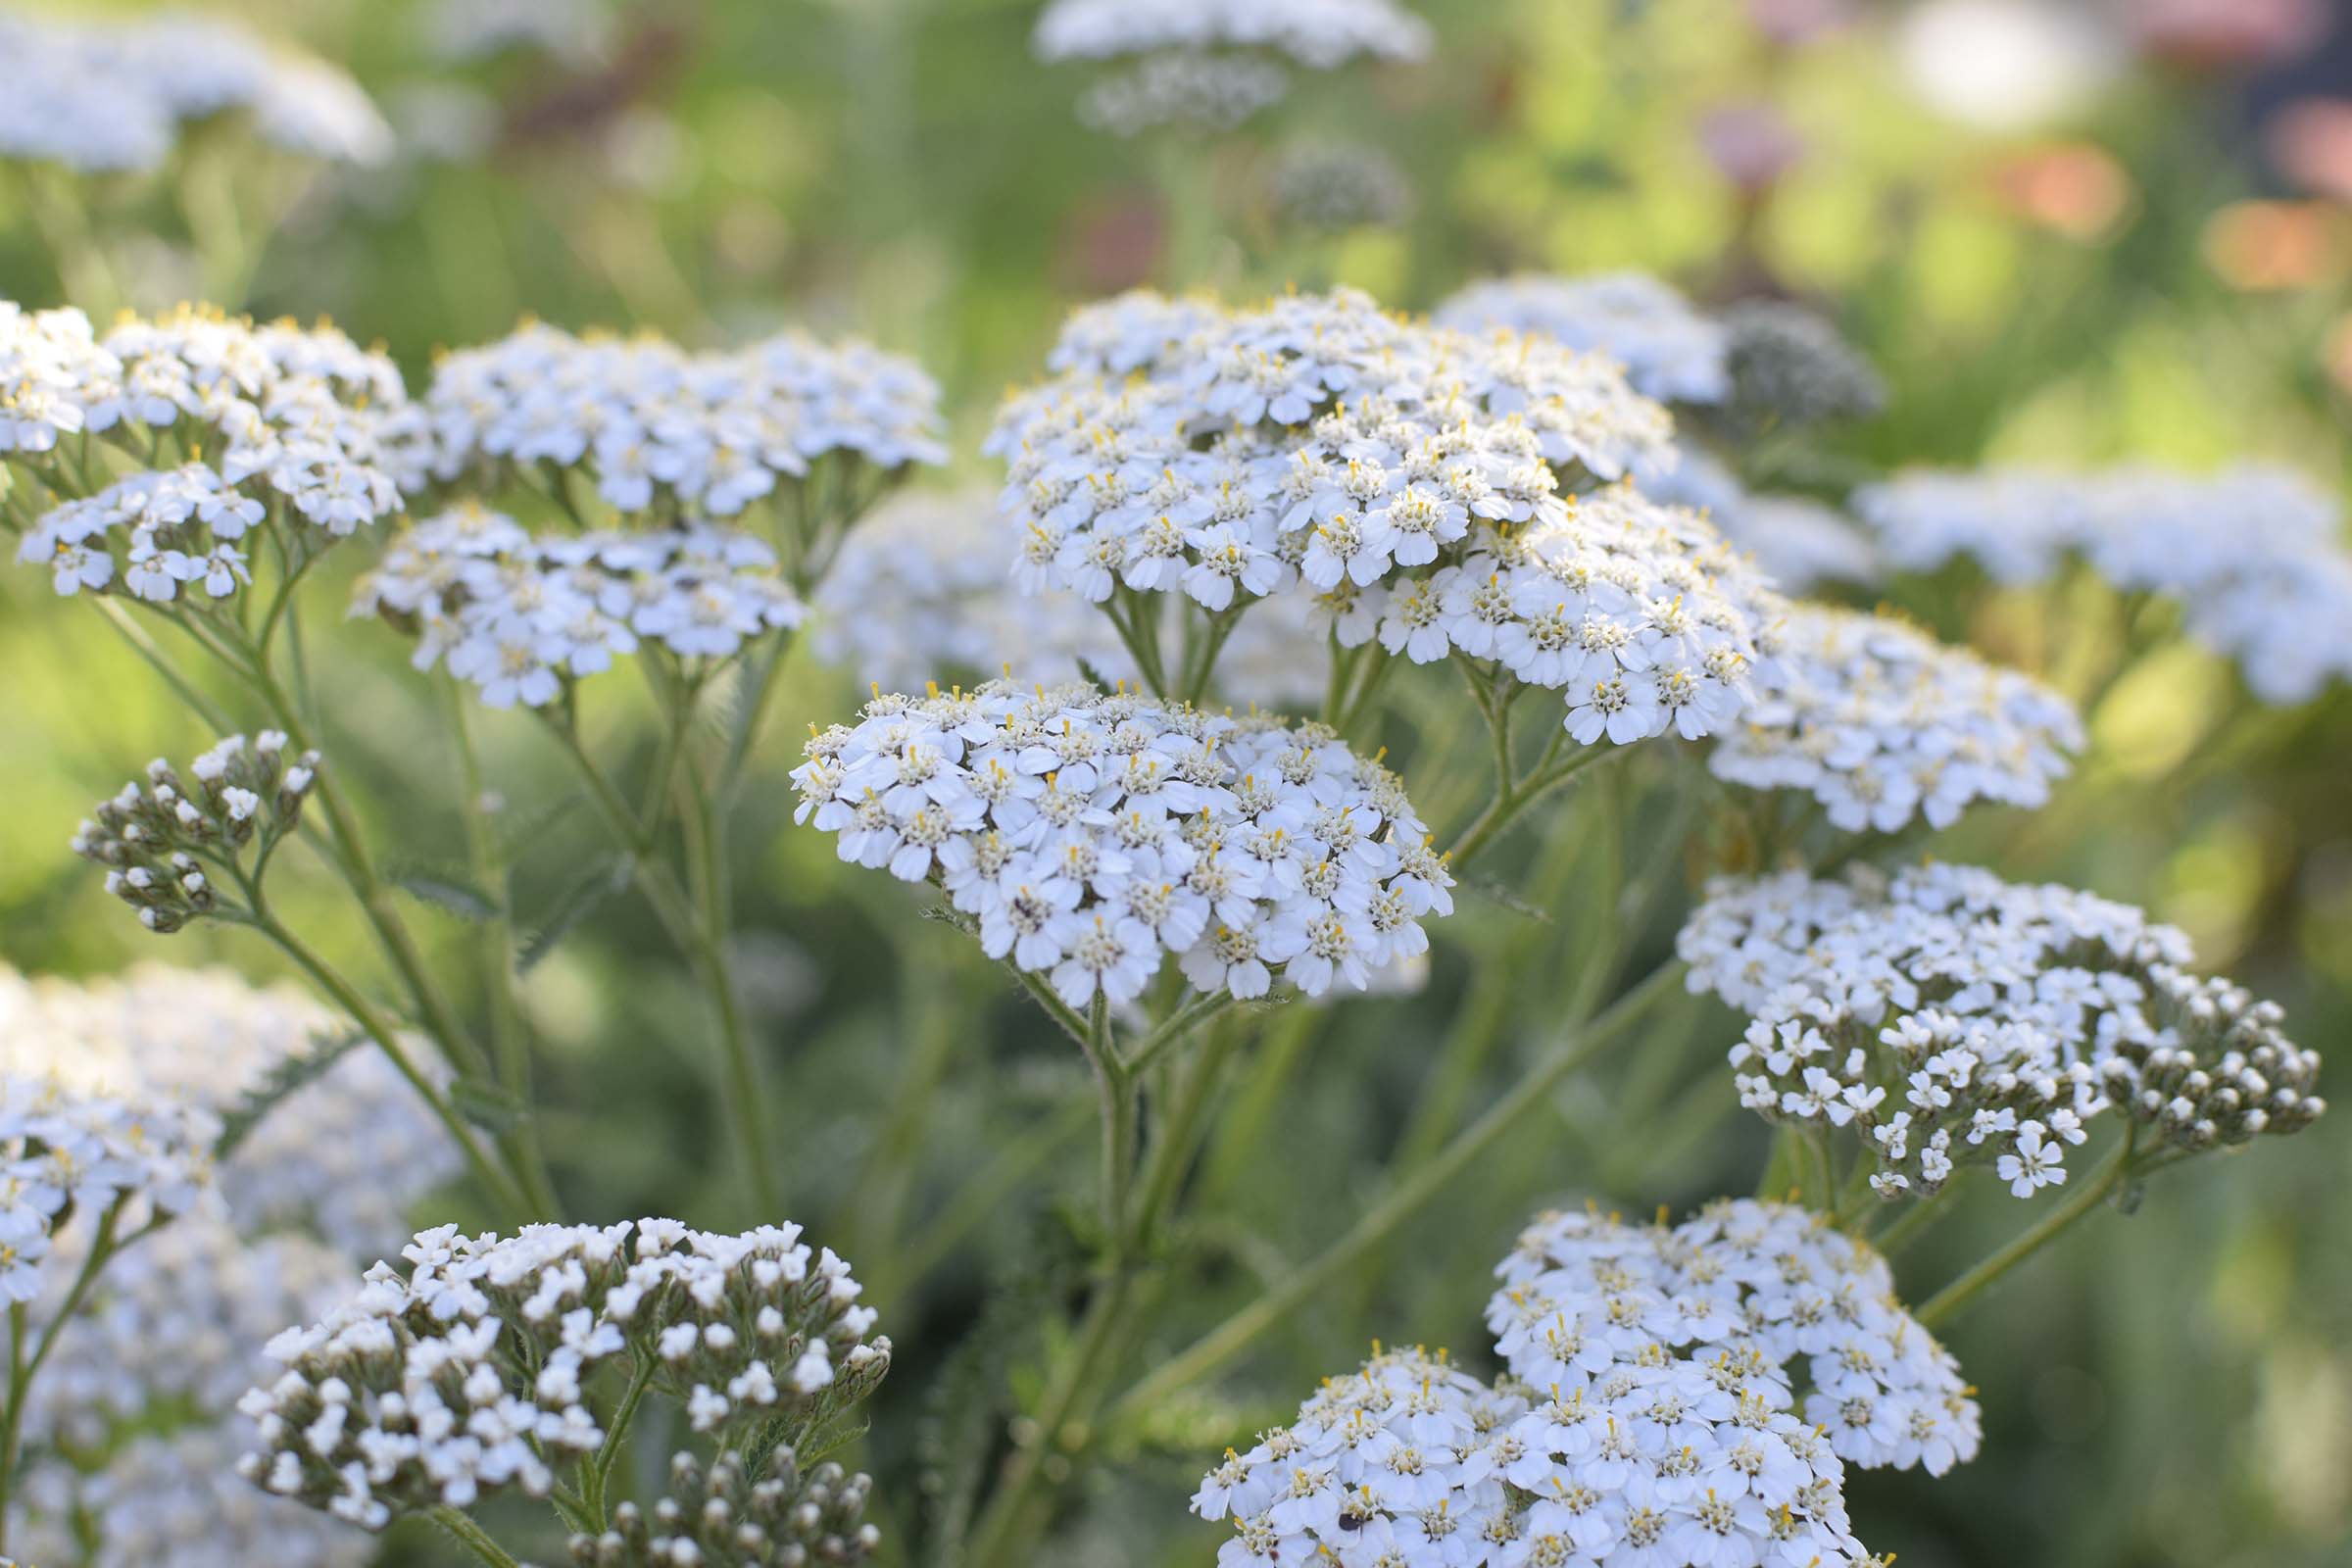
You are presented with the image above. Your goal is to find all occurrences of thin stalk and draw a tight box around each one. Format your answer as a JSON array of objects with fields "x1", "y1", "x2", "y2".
[
  {"x1": 1112, "y1": 958, "x2": 1682, "y2": 1416},
  {"x1": 1004, "y1": 963, "x2": 1095, "y2": 1052},
  {"x1": 430, "y1": 1505, "x2": 524, "y2": 1568},
  {"x1": 676, "y1": 752, "x2": 782, "y2": 1218},
  {"x1": 1867, "y1": 1188, "x2": 1953, "y2": 1257},
  {"x1": 1126, "y1": 989, "x2": 1238, "y2": 1074},
  {"x1": 582, "y1": 1352, "x2": 658, "y2": 1530},
  {"x1": 891, "y1": 1095, "x2": 1094, "y2": 1292},
  {"x1": 0, "y1": 1199, "x2": 129, "y2": 1541},
  {"x1": 1916, "y1": 1136, "x2": 2135, "y2": 1329},
  {"x1": 446, "y1": 680, "x2": 558, "y2": 1215},
  {"x1": 249, "y1": 907, "x2": 530, "y2": 1221}
]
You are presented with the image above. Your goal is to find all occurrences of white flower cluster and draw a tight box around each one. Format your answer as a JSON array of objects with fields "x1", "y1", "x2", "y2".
[
  {"x1": 240, "y1": 1219, "x2": 891, "y2": 1530},
  {"x1": 0, "y1": 963, "x2": 460, "y2": 1568},
  {"x1": 1269, "y1": 139, "x2": 1414, "y2": 231},
  {"x1": 418, "y1": 321, "x2": 947, "y2": 520},
  {"x1": 1490, "y1": 1200, "x2": 1981, "y2": 1477},
  {"x1": 811, "y1": 488, "x2": 1329, "y2": 709},
  {"x1": 1076, "y1": 52, "x2": 1294, "y2": 134},
  {"x1": 24, "y1": 1215, "x2": 351, "y2": 1451},
  {"x1": 1196, "y1": 1198, "x2": 1967, "y2": 1567},
  {"x1": 9, "y1": 304, "x2": 421, "y2": 602},
  {"x1": 1709, "y1": 605, "x2": 2083, "y2": 833},
  {"x1": 993, "y1": 290, "x2": 1783, "y2": 748},
  {"x1": 1191, "y1": 1345, "x2": 1532, "y2": 1565},
  {"x1": 1034, "y1": 0, "x2": 1433, "y2": 72},
  {"x1": 0, "y1": 963, "x2": 459, "y2": 1258},
  {"x1": 1853, "y1": 464, "x2": 2352, "y2": 703},
  {"x1": 792, "y1": 681, "x2": 1451, "y2": 1005},
  {"x1": 13, "y1": 1423, "x2": 374, "y2": 1568},
  {"x1": 0, "y1": 1072, "x2": 216, "y2": 1305},
  {"x1": 1679, "y1": 863, "x2": 2327, "y2": 1200},
  {"x1": 0, "y1": 7, "x2": 390, "y2": 172},
  {"x1": 71, "y1": 734, "x2": 322, "y2": 934},
  {"x1": 352, "y1": 506, "x2": 805, "y2": 709},
  {"x1": 1642, "y1": 451, "x2": 1882, "y2": 592},
  {"x1": 569, "y1": 1446, "x2": 880, "y2": 1568},
  {"x1": 1438, "y1": 272, "x2": 1735, "y2": 407}
]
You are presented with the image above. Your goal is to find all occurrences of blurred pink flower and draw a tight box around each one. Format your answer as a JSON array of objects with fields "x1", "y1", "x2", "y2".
[
  {"x1": 1700, "y1": 100, "x2": 1806, "y2": 195},
  {"x1": 1990, "y1": 142, "x2": 2133, "y2": 239},
  {"x1": 1744, "y1": 0, "x2": 1854, "y2": 48},
  {"x1": 2127, "y1": 0, "x2": 2327, "y2": 69},
  {"x1": 2270, "y1": 99, "x2": 2352, "y2": 204}
]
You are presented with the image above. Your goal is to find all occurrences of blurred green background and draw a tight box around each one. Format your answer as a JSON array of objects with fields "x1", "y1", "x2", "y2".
[{"x1": 1, "y1": 1, "x2": 2347, "y2": 1564}]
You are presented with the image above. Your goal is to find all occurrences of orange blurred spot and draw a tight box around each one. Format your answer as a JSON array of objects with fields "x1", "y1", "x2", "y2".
[
  {"x1": 1990, "y1": 143, "x2": 2132, "y2": 240},
  {"x1": 2201, "y1": 200, "x2": 2348, "y2": 291}
]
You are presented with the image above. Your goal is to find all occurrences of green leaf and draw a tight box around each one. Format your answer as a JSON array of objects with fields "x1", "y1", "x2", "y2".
[
  {"x1": 391, "y1": 866, "x2": 502, "y2": 923},
  {"x1": 1074, "y1": 656, "x2": 1116, "y2": 692},
  {"x1": 449, "y1": 1076, "x2": 526, "y2": 1135},
  {"x1": 215, "y1": 1028, "x2": 366, "y2": 1162},
  {"x1": 492, "y1": 795, "x2": 582, "y2": 858},
  {"x1": 515, "y1": 856, "x2": 631, "y2": 972},
  {"x1": 1464, "y1": 876, "x2": 1553, "y2": 923}
]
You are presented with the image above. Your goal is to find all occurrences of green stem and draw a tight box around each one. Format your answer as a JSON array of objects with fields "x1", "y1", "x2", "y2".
[
  {"x1": 582, "y1": 1352, "x2": 657, "y2": 1530},
  {"x1": 676, "y1": 751, "x2": 782, "y2": 1219},
  {"x1": 0, "y1": 1199, "x2": 131, "y2": 1540},
  {"x1": 890, "y1": 1095, "x2": 1094, "y2": 1293},
  {"x1": 1125, "y1": 989, "x2": 1237, "y2": 1074},
  {"x1": 446, "y1": 681, "x2": 559, "y2": 1216},
  {"x1": 1111, "y1": 958, "x2": 1682, "y2": 1417},
  {"x1": 430, "y1": 1505, "x2": 524, "y2": 1568},
  {"x1": 1867, "y1": 1187, "x2": 1954, "y2": 1256},
  {"x1": 250, "y1": 908, "x2": 530, "y2": 1222},
  {"x1": 1915, "y1": 1136, "x2": 2135, "y2": 1329}
]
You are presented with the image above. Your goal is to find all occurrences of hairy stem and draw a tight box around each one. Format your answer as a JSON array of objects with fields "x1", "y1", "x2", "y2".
[{"x1": 1915, "y1": 1136, "x2": 2136, "y2": 1329}]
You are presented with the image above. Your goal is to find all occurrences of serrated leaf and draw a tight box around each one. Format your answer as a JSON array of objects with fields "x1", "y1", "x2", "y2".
[
  {"x1": 449, "y1": 1076, "x2": 526, "y2": 1135},
  {"x1": 492, "y1": 795, "x2": 582, "y2": 858},
  {"x1": 515, "y1": 856, "x2": 630, "y2": 973},
  {"x1": 1074, "y1": 656, "x2": 1116, "y2": 692},
  {"x1": 215, "y1": 1028, "x2": 366, "y2": 1162},
  {"x1": 391, "y1": 866, "x2": 502, "y2": 923}
]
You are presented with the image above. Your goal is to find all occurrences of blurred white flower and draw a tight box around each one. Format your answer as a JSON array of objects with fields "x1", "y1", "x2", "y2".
[{"x1": 1895, "y1": 0, "x2": 2121, "y2": 133}]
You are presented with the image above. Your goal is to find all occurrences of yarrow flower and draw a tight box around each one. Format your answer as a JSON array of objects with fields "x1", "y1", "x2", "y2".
[
  {"x1": 792, "y1": 681, "x2": 1451, "y2": 1004},
  {"x1": 0, "y1": 8, "x2": 390, "y2": 173},
  {"x1": 566, "y1": 1446, "x2": 881, "y2": 1568},
  {"x1": 419, "y1": 321, "x2": 947, "y2": 523},
  {"x1": 0, "y1": 963, "x2": 459, "y2": 1260},
  {"x1": 238, "y1": 1219, "x2": 891, "y2": 1532},
  {"x1": 12, "y1": 1422, "x2": 375, "y2": 1568},
  {"x1": 352, "y1": 506, "x2": 805, "y2": 708},
  {"x1": 1268, "y1": 138, "x2": 1414, "y2": 231},
  {"x1": 0, "y1": 1072, "x2": 216, "y2": 1308},
  {"x1": 1191, "y1": 1345, "x2": 1531, "y2": 1565},
  {"x1": 1437, "y1": 272, "x2": 1736, "y2": 407},
  {"x1": 1709, "y1": 605, "x2": 2083, "y2": 833},
  {"x1": 71, "y1": 734, "x2": 321, "y2": 933},
  {"x1": 1642, "y1": 451, "x2": 1883, "y2": 592},
  {"x1": 1035, "y1": 0, "x2": 1431, "y2": 131},
  {"x1": 1852, "y1": 464, "x2": 2352, "y2": 703},
  {"x1": 1197, "y1": 1198, "x2": 1962, "y2": 1566},
  {"x1": 991, "y1": 289, "x2": 1784, "y2": 748},
  {"x1": 1489, "y1": 1200, "x2": 1981, "y2": 1479},
  {"x1": 8, "y1": 303, "x2": 420, "y2": 604},
  {"x1": 812, "y1": 487, "x2": 1330, "y2": 709},
  {"x1": 1679, "y1": 862, "x2": 2327, "y2": 1200}
]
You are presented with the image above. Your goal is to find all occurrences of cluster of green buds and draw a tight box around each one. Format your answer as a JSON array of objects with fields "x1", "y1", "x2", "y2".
[
  {"x1": 2110, "y1": 970, "x2": 2327, "y2": 1152},
  {"x1": 569, "y1": 1447, "x2": 880, "y2": 1567},
  {"x1": 69, "y1": 731, "x2": 318, "y2": 931}
]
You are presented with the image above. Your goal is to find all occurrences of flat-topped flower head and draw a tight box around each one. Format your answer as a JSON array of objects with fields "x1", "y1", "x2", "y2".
[
  {"x1": 1192, "y1": 1344, "x2": 1527, "y2": 1566},
  {"x1": 354, "y1": 507, "x2": 805, "y2": 708},
  {"x1": 1709, "y1": 605, "x2": 2083, "y2": 833},
  {"x1": 0, "y1": 8, "x2": 390, "y2": 172},
  {"x1": 992, "y1": 289, "x2": 1674, "y2": 612},
  {"x1": 1679, "y1": 863, "x2": 2326, "y2": 1201},
  {"x1": 793, "y1": 680, "x2": 1450, "y2": 1004},
  {"x1": 0, "y1": 1071, "x2": 217, "y2": 1306},
  {"x1": 1853, "y1": 463, "x2": 2352, "y2": 703},
  {"x1": 1642, "y1": 451, "x2": 1884, "y2": 592},
  {"x1": 1035, "y1": 0, "x2": 1433, "y2": 71},
  {"x1": 568, "y1": 1446, "x2": 881, "y2": 1568},
  {"x1": 72, "y1": 734, "x2": 322, "y2": 933},
  {"x1": 813, "y1": 487, "x2": 1331, "y2": 709},
  {"x1": 239, "y1": 1219, "x2": 891, "y2": 1531},
  {"x1": 1492, "y1": 1199, "x2": 1981, "y2": 1479},
  {"x1": 1437, "y1": 272, "x2": 1735, "y2": 407},
  {"x1": 8, "y1": 304, "x2": 421, "y2": 604},
  {"x1": 0, "y1": 963, "x2": 459, "y2": 1259},
  {"x1": 420, "y1": 321, "x2": 946, "y2": 523}
]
